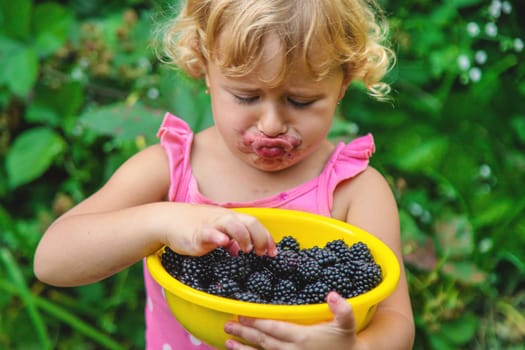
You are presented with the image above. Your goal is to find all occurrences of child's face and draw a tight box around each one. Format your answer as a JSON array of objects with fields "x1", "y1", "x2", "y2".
[{"x1": 206, "y1": 35, "x2": 350, "y2": 172}]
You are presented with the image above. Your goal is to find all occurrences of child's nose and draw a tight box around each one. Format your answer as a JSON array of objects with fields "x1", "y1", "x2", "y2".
[{"x1": 257, "y1": 105, "x2": 287, "y2": 137}]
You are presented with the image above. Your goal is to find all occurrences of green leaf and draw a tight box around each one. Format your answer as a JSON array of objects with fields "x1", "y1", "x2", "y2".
[
  {"x1": 159, "y1": 68, "x2": 213, "y2": 131},
  {"x1": 394, "y1": 135, "x2": 449, "y2": 173},
  {"x1": 0, "y1": 248, "x2": 51, "y2": 349},
  {"x1": 428, "y1": 335, "x2": 456, "y2": 350},
  {"x1": 0, "y1": 36, "x2": 22, "y2": 84},
  {"x1": 26, "y1": 82, "x2": 84, "y2": 126},
  {"x1": 78, "y1": 102, "x2": 164, "y2": 144},
  {"x1": 471, "y1": 199, "x2": 515, "y2": 229},
  {"x1": 511, "y1": 115, "x2": 525, "y2": 144},
  {"x1": 0, "y1": 0, "x2": 32, "y2": 40},
  {"x1": 2, "y1": 45, "x2": 39, "y2": 97},
  {"x1": 5, "y1": 127, "x2": 65, "y2": 188},
  {"x1": 442, "y1": 261, "x2": 487, "y2": 285},
  {"x1": 439, "y1": 313, "x2": 479, "y2": 345},
  {"x1": 32, "y1": 3, "x2": 73, "y2": 58}
]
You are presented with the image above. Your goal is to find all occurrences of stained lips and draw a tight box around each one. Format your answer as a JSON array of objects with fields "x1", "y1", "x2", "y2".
[{"x1": 248, "y1": 136, "x2": 301, "y2": 159}]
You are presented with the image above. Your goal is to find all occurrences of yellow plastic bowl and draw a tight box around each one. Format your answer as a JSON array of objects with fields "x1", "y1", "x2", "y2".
[{"x1": 147, "y1": 208, "x2": 400, "y2": 349}]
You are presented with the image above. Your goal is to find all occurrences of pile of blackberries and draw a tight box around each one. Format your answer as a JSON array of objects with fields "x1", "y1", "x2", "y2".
[{"x1": 161, "y1": 236, "x2": 383, "y2": 305}]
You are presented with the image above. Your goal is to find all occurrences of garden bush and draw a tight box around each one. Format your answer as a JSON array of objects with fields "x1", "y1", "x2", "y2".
[{"x1": 1, "y1": 0, "x2": 524, "y2": 349}]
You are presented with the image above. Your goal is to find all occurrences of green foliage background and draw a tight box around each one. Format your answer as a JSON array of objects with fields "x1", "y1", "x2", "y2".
[{"x1": 1, "y1": 0, "x2": 524, "y2": 349}]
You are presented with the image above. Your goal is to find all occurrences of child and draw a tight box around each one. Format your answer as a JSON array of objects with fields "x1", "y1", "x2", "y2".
[{"x1": 34, "y1": 0, "x2": 415, "y2": 349}]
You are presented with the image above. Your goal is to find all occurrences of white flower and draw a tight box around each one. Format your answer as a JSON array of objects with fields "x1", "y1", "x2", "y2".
[
  {"x1": 467, "y1": 22, "x2": 480, "y2": 37},
  {"x1": 479, "y1": 238, "x2": 493, "y2": 253},
  {"x1": 457, "y1": 54, "x2": 471, "y2": 71},
  {"x1": 138, "y1": 57, "x2": 151, "y2": 70},
  {"x1": 347, "y1": 122, "x2": 359, "y2": 135},
  {"x1": 420, "y1": 211, "x2": 432, "y2": 224},
  {"x1": 479, "y1": 164, "x2": 491, "y2": 178},
  {"x1": 488, "y1": 0, "x2": 502, "y2": 18},
  {"x1": 71, "y1": 67, "x2": 84, "y2": 81},
  {"x1": 78, "y1": 58, "x2": 89, "y2": 68},
  {"x1": 501, "y1": 1, "x2": 512, "y2": 14},
  {"x1": 147, "y1": 87, "x2": 160, "y2": 99},
  {"x1": 485, "y1": 22, "x2": 498, "y2": 37},
  {"x1": 469, "y1": 67, "x2": 482, "y2": 82},
  {"x1": 514, "y1": 38, "x2": 524, "y2": 52},
  {"x1": 474, "y1": 50, "x2": 487, "y2": 65},
  {"x1": 408, "y1": 202, "x2": 423, "y2": 217}
]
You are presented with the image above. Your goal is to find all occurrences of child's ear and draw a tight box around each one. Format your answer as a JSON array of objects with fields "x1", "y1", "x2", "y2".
[{"x1": 338, "y1": 75, "x2": 352, "y2": 101}]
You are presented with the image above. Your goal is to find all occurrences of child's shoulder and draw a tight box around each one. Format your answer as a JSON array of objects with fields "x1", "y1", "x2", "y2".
[
  {"x1": 332, "y1": 165, "x2": 395, "y2": 219},
  {"x1": 343, "y1": 166, "x2": 393, "y2": 198}
]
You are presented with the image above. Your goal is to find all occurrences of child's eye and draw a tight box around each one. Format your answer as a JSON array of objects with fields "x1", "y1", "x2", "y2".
[
  {"x1": 234, "y1": 94, "x2": 259, "y2": 105},
  {"x1": 288, "y1": 98, "x2": 314, "y2": 108}
]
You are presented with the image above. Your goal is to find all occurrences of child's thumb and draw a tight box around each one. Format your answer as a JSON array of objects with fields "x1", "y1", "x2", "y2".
[{"x1": 327, "y1": 291, "x2": 356, "y2": 332}]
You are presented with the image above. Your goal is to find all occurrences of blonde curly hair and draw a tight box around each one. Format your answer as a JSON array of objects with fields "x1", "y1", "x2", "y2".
[{"x1": 156, "y1": 0, "x2": 395, "y2": 99}]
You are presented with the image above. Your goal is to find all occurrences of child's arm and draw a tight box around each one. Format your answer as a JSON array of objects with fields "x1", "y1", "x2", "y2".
[
  {"x1": 341, "y1": 167, "x2": 415, "y2": 349},
  {"x1": 224, "y1": 167, "x2": 415, "y2": 349},
  {"x1": 34, "y1": 145, "x2": 276, "y2": 287}
]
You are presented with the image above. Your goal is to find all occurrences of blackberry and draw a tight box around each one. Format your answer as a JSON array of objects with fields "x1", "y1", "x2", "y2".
[
  {"x1": 207, "y1": 277, "x2": 241, "y2": 297},
  {"x1": 325, "y1": 239, "x2": 352, "y2": 263},
  {"x1": 272, "y1": 279, "x2": 298, "y2": 304},
  {"x1": 305, "y1": 247, "x2": 338, "y2": 267},
  {"x1": 213, "y1": 256, "x2": 250, "y2": 282},
  {"x1": 209, "y1": 247, "x2": 230, "y2": 261},
  {"x1": 269, "y1": 249, "x2": 300, "y2": 277},
  {"x1": 321, "y1": 265, "x2": 342, "y2": 290},
  {"x1": 233, "y1": 291, "x2": 265, "y2": 303},
  {"x1": 302, "y1": 246, "x2": 322, "y2": 259},
  {"x1": 178, "y1": 272, "x2": 204, "y2": 290},
  {"x1": 246, "y1": 269, "x2": 274, "y2": 300},
  {"x1": 353, "y1": 262, "x2": 382, "y2": 292},
  {"x1": 295, "y1": 255, "x2": 322, "y2": 285},
  {"x1": 181, "y1": 256, "x2": 211, "y2": 283},
  {"x1": 237, "y1": 250, "x2": 259, "y2": 266},
  {"x1": 161, "y1": 247, "x2": 182, "y2": 276},
  {"x1": 277, "y1": 235, "x2": 300, "y2": 252},
  {"x1": 322, "y1": 265, "x2": 353, "y2": 297},
  {"x1": 349, "y1": 241, "x2": 374, "y2": 263},
  {"x1": 299, "y1": 281, "x2": 330, "y2": 304}
]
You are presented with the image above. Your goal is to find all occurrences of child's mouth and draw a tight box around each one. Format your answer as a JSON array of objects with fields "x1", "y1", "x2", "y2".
[
  {"x1": 255, "y1": 146, "x2": 287, "y2": 158},
  {"x1": 248, "y1": 137, "x2": 300, "y2": 159}
]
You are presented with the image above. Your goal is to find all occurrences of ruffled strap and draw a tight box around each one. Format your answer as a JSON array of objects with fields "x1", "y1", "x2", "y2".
[
  {"x1": 157, "y1": 112, "x2": 192, "y2": 140},
  {"x1": 157, "y1": 113, "x2": 194, "y2": 201},
  {"x1": 339, "y1": 133, "x2": 375, "y2": 160},
  {"x1": 318, "y1": 133, "x2": 375, "y2": 214}
]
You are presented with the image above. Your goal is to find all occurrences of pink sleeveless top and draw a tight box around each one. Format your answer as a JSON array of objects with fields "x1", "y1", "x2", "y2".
[{"x1": 143, "y1": 113, "x2": 375, "y2": 349}]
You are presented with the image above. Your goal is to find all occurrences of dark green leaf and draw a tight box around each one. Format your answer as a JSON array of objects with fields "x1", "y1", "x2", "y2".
[
  {"x1": 2, "y1": 45, "x2": 39, "y2": 97},
  {"x1": 78, "y1": 102, "x2": 164, "y2": 144},
  {"x1": 5, "y1": 127, "x2": 65, "y2": 188},
  {"x1": 394, "y1": 135, "x2": 449, "y2": 173},
  {"x1": 32, "y1": 3, "x2": 74, "y2": 58},
  {"x1": 439, "y1": 313, "x2": 480, "y2": 344},
  {"x1": 0, "y1": 0, "x2": 32, "y2": 40},
  {"x1": 511, "y1": 116, "x2": 525, "y2": 144},
  {"x1": 26, "y1": 82, "x2": 84, "y2": 126}
]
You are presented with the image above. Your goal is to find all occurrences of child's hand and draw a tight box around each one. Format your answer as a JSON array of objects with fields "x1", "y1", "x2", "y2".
[
  {"x1": 223, "y1": 291, "x2": 359, "y2": 350},
  {"x1": 164, "y1": 205, "x2": 277, "y2": 258}
]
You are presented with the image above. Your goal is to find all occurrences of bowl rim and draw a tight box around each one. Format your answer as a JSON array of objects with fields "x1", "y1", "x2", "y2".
[{"x1": 146, "y1": 208, "x2": 400, "y2": 320}]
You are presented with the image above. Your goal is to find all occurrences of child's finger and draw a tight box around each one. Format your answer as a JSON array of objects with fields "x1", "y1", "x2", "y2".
[
  {"x1": 326, "y1": 291, "x2": 356, "y2": 333},
  {"x1": 237, "y1": 214, "x2": 277, "y2": 256}
]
